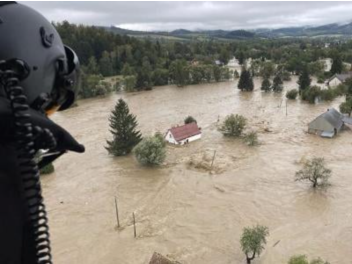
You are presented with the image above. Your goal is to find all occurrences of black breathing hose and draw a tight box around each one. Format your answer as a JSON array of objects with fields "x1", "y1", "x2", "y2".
[{"x1": 1, "y1": 61, "x2": 54, "y2": 264}]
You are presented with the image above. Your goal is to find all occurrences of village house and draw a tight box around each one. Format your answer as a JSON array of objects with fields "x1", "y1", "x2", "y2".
[
  {"x1": 165, "y1": 122, "x2": 202, "y2": 145},
  {"x1": 308, "y1": 108, "x2": 344, "y2": 138},
  {"x1": 327, "y1": 72, "x2": 352, "y2": 87}
]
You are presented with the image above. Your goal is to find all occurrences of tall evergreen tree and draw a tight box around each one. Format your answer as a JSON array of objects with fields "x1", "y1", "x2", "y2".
[
  {"x1": 238, "y1": 69, "x2": 254, "y2": 91},
  {"x1": 99, "y1": 51, "x2": 114, "y2": 77},
  {"x1": 272, "y1": 74, "x2": 283, "y2": 92},
  {"x1": 261, "y1": 77, "x2": 271, "y2": 92},
  {"x1": 106, "y1": 99, "x2": 142, "y2": 156},
  {"x1": 330, "y1": 54, "x2": 343, "y2": 75},
  {"x1": 298, "y1": 66, "x2": 311, "y2": 93}
]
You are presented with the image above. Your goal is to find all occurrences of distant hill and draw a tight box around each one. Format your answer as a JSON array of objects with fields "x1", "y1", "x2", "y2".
[{"x1": 102, "y1": 21, "x2": 352, "y2": 40}]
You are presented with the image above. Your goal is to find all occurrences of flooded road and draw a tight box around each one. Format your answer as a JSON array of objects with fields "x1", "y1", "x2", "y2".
[{"x1": 44, "y1": 76, "x2": 352, "y2": 264}]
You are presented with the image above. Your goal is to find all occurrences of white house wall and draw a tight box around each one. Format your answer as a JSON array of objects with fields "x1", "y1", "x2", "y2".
[
  {"x1": 165, "y1": 131, "x2": 178, "y2": 144},
  {"x1": 178, "y1": 133, "x2": 202, "y2": 145},
  {"x1": 328, "y1": 77, "x2": 342, "y2": 87},
  {"x1": 164, "y1": 131, "x2": 202, "y2": 145}
]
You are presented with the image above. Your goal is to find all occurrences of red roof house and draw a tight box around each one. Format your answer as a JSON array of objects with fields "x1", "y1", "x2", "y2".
[{"x1": 165, "y1": 122, "x2": 202, "y2": 145}]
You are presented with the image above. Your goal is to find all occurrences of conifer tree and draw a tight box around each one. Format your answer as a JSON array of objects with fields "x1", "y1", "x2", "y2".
[
  {"x1": 106, "y1": 99, "x2": 142, "y2": 156},
  {"x1": 298, "y1": 66, "x2": 311, "y2": 93},
  {"x1": 261, "y1": 77, "x2": 271, "y2": 92},
  {"x1": 330, "y1": 54, "x2": 343, "y2": 75},
  {"x1": 238, "y1": 69, "x2": 254, "y2": 91},
  {"x1": 272, "y1": 74, "x2": 283, "y2": 92}
]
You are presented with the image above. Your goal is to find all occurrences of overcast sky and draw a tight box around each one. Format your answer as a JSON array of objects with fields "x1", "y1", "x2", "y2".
[{"x1": 21, "y1": 1, "x2": 352, "y2": 31}]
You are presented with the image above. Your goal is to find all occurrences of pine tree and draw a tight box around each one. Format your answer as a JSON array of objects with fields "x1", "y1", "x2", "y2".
[
  {"x1": 272, "y1": 74, "x2": 283, "y2": 92},
  {"x1": 261, "y1": 77, "x2": 271, "y2": 92},
  {"x1": 106, "y1": 99, "x2": 142, "y2": 156},
  {"x1": 298, "y1": 66, "x2": 311, "y2": 93},
  {"x1": 330, "y1": 54, "x2": 343, "y2": 75},
  {"x1": 238, "y1": 69, "x2": 254, "y2": 91}
]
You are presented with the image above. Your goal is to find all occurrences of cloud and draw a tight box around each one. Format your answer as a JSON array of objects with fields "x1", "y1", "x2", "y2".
[{"x1": 21, "y1": 1, "x2": 352, "y2": 31}]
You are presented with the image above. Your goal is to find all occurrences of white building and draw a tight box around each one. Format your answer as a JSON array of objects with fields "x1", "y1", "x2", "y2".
[
  {"x1": 327, "y1": 73, "x2": 352, "y2": 87},
  {"x1": 165, "y1": 122, "x2": 202, "y2": 145}
]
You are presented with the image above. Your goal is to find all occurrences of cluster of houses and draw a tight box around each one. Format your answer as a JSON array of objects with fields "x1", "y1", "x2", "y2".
[{"x1": 163, "y1": 108, "x2": 350, "y2": 146}]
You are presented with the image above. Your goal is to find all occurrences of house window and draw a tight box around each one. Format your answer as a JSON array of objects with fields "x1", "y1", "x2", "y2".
[{"x1": 169, "y1": 134, "x2": 172, "y2": 138}]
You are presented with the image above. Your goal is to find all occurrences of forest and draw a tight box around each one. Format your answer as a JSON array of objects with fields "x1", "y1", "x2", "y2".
[{"x1": 55, "y1": 21, "x2": 352, "y2": 102}]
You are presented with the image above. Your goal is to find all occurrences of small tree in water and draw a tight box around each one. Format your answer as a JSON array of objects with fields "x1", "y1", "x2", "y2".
[
  {"x1": 240, "y1": 225, "x2": 269, "y2": 264},
  {"x1": 134, "y1": 134, "x2": 166, "y2": 166},
  {"x1": 220, "y1": 114, "x2": 246, "y2": 137},
  {"x1": 272, "y1": 74, "x2": 283, "y2": 92},
  {"x1": 106, "y1": 99, "x2": 142, "y2": 156},
  {"x1": 261, "y1": 77, "x2": 271, "y2": 92},
  {"x1": 295, "y1": 157, "x2": 331, "y2": 188},
  {"x1": 184, "y1": 116, "x2": 197, "y2": 124}
]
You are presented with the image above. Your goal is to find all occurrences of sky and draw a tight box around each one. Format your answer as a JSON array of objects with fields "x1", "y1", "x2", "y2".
[{"x1": 21, "y1": 1, "x2": 352, "y2": 31}]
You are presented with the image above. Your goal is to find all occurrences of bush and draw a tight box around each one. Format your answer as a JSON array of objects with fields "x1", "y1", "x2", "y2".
[
  {"x1": 288, "y1": 255, "x2": 330, "y2": 264},
  {"x1": 124, "y1": 75, "x2": 137, "y2": 92},
  {"x1": 286, "y1": 89, "x2": 298, "y2": 100},
  {"x1": 40, "y1": 163, "x2": 55, "y2": 175},
  {"x1": 220, "y1": 114, "x2": 247, "y2": 137},
  {"x1": 184, "y1": 116, "x2": 197, "y2": 124},
  {"x1": 243, "y1": 131, "x2": 259, "y2": 146},
  {"x1": 320, "y1": 89, "x2": 337, "y2": 101},
  {"x1": 301, "y1": 86, "x2": 321, "y2": 104},
  {"x1": 134, "y1": 134, "x2": 166, "y2": 166}
]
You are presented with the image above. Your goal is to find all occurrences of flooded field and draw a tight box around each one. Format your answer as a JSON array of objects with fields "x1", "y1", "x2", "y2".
[{"x1": 44, "y1": 76, "x2": 352, "y2": 264}]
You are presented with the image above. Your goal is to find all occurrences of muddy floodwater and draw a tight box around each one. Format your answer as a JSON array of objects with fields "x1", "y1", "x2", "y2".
[{"x1": 44, "y1": 76, "x2": 352, "y2": 264}]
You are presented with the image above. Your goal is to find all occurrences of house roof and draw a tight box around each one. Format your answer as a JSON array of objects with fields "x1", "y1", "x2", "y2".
[
  {"x1": 312, "y1": 108, "x2": 344, "y2": 129},
  {"x1": 169, "y1": 122, "x2": 201, "y2": 141},
  {"x1": 328, "y1": 72, "x2": 352, "y2": 83}
]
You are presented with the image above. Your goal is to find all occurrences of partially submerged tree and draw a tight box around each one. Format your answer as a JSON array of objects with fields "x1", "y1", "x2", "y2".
[
  {"x1": 295, "y1": 157, "x2": 332, "y2": 188},
  {"x1": 261, "y1": 77, "x2": 271, "y2": 92},
  {"x1": 238, "y1": 69, "x2": 254, "y2": 91},
  {"x1": 184, "y1": 116, "x2": 197, "y2": 124},
  {"x1": 240, "y1": 225, "x2": 269, "y2": 264},
  {"x1": 340, "y1": 98, "x2": 352, "y2": 116},
  {"x1": 134, "y1": 134, "x2": 166, "y2": 166},
  {"x1": 298, "y1": 66, "x2": 311, "y2": 94},
  {"x1": 288, "y1": 255, "x2": 330, "y2": 264},
  {"x1": 106, "y1": 99, "x2": 142, "y2": 156},
  {"x1": 272, "y1": 74, "x2": 283, "y2": 92},
  {"x1": 220, "y1": 114, "x2": 247, "y2": 137}
]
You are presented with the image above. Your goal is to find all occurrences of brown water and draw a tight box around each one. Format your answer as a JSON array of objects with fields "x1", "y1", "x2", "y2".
[{"x1": 44, "y1": 76, "x2": 352, "y2": 264}]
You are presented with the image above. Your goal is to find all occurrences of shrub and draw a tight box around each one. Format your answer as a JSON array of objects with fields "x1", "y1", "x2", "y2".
[
  {"x1": 184, "y1": 116, "x2": 197, "y2": 124},
  {"x1": 286, "y1": 89, "x2": 298, "y2": 100},
  {"x1": 301, "y1": 86, "x2": 321, "y2": 104},
  {"x1": 288, "y1": 255, "x2": 330, "y2": 264},
  {"x1": 220, "y1": 114, "x2": 247, "y2": 137},
  {"x1": 124, "y1": 75, "x2": 137, "y2": 92},
  {"x1": 134, "y1": 134, "x2": 166, "y2": 166},
  {"x1": 243, "y1": 131, "x2": 259, "y2": 146},
  {"x1": 40, "y1": 163, "x2": 55, "y2": 175},
  {"x1": 320, "y1": 89, "x2": 337, "y2": 101},
  {"x1": 295, "y1": 157, "x2": 331, "y2": 188}
]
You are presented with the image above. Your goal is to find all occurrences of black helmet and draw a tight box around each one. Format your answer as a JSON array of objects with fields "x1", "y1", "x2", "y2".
[{"x1": 0, "y1": 2, "x2": 80, "y2": 112}]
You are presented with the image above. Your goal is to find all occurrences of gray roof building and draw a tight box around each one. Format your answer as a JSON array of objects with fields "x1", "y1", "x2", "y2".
[{"x1": 308, "y1": 108, "x2": 344, "y2": 138}]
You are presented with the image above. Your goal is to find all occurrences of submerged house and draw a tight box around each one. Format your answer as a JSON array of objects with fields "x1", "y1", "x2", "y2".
[
  {"x1": 327, "y1": 73, "x2": 352, "y2": 87},
  {"x1": 165, "y1": 122, "x2": 202, "y2": 145},
  {"x1": 308, "y1": 108, "x2": 344, "y2": 138}
]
